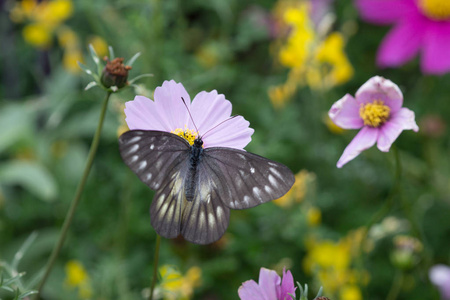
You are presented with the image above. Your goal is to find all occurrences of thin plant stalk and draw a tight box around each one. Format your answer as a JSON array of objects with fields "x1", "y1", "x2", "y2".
[
  {"x1": 357, "y1": 146, "x2": 402, "y2": 298},
  {"x1": 149, "y1": 235, "x2": 161, "y2": 300},
  {"x1": 35, "y1": 91, "x2": 112, "y2": 298}
]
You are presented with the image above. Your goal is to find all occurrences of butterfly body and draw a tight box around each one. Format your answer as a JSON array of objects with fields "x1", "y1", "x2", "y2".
[
  {"x1": 185, "y1": 138, "x2": 204, "y2": 202},
  {"x1": 119, "y1": 130, "x2": 295, "y2": 244}
]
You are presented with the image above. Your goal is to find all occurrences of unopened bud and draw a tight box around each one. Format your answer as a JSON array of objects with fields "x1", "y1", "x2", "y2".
[{"x1": 101, "y1": 57, "x2": 132, "y2": 88}]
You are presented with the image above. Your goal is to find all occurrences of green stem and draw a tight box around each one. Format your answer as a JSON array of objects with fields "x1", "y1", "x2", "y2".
[
  {"x1": 386, "y1": 270, "x2": 404, "y2": 300},
  {"x1": 149, "y1": 235, "x2": 161, "y2": 300},
  {"x1": 357, "y1": 147, "x2": 402, "y2": 298},
  {"x1": 35, "y1": 92, "x2": 112, "y2": 299}
]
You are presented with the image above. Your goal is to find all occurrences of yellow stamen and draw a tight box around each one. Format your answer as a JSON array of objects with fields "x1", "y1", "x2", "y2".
[
  {"x1": 171, "y1": 126, "x2": 198, "y2": 146},
  {"x1": 359, "y1": 100, "x2": 390, "y2": 127},
  {"x1": 419, "y1": 0, "x2": 450, "y2": 21}
]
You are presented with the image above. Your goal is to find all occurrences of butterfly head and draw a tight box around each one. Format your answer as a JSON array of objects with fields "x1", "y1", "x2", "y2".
[{"x1": 193, "y1": 137, "x2": 204, "y2": 148}]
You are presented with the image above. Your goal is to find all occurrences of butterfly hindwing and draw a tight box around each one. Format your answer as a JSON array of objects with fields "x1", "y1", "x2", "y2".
[
  {"x1": 202, "y1": 147, "x2": 295, "y2": 209},
  {"x1": 180, "y1": 161, "x2": 230, "y2": 244}
]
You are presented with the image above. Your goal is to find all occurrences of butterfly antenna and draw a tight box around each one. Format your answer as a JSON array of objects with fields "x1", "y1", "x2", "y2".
[
  {"x1": 181, "y1": 97, "x2": 200, "y2": 135},
  {"x1": 201, "y1": 115, "x2": 239, "y2": 139}
]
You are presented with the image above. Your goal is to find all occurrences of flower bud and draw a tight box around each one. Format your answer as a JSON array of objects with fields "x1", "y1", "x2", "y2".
[
  {"x1": 390, "y1": 235, "x2": 423, "y2": 271},
  {"x1": 101, "y1": 57, "x2": 132, "y2": 88}
]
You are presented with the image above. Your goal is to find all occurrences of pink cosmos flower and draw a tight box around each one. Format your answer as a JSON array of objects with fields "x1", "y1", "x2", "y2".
[
  {"x1": 430, "y1": 264, "x2": 450, "y2": 300},
  {"x1": 124, "y1": 80, "x2": 254, "y2": 149},
  {"x1": 356, "y1": 0, "x2": 450, "y2": 74},
  {"x1": 238, "y1": 268, "x2": 296, "y2": 300},
  {"x1": 329, "y1": 76, "x2": 419, "y2": 168}
]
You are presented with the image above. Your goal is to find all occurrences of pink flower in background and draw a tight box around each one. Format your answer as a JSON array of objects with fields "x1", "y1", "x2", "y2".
[
  {"x1": 430, "y1": 264, "x2": 450, "y2": 300},
  {"x1": 329, "y1": 76, "x2": 419, "y2": 168},
  {"x1": 356, "y1": 0, "x2": 450, "y2": 74},
  {"x1": 124, "y1": 80, "x2": 254, "y2": 149},
  {"x1": 238, "y1": 268, "x2": 296, "y2": 300}
]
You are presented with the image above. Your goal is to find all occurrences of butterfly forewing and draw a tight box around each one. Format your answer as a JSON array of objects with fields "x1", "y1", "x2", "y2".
[
  {"x1": 118, "y1": 130, "x2": 190, "y2": 190},
  {"x1": 202, "y1": 148, "x2": 295, "y2": 209}
]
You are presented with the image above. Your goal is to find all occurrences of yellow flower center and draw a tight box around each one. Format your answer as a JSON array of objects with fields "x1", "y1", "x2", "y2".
[
  {"x1": 359, "y1": 100, "x2": 390, "y2": 127},
  {"x1": 171, "y1": 127, "x2": 198, "y2": 145},
  {"x1": 419, "y1": 0, "x2": 450, "y2": 20}
]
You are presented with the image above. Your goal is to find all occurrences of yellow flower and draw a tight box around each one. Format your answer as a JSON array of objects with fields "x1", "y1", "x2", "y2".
[
  {"x1": 307, "y1": 206, "x2": 321, "y2": 227},
  {"x1": 22, "y1": 23, "x2": 52, "y2": 48},
  {"x1": 269, "y1": 0, "x2": 353, "y2": 107},
  {"x1": 303, "y1": 231, "x2": 368, "y2": 298},
  {"x1": 88, "y1": 36, "x2": 109, "y2": 58},
  {"x1": 159, "y1": 265, "x2": 202, "y2": 300},
  {"x1": 273, "y1": 170, "x2": 314, "y2": 208},
  {"x1": 323, "y1": 114, "x2": 345, "y2": 134},
  {"x1": 11, "y1": 0, "x2": 74, "y2": 48},
  {"x1": 340, "y1": 285, "x2": 363, "y2": 300},
  {"x1": 63, "y1": 49, "x2": 84, "y2": 74},
  {"x1": 64, "y1": 260, "x2": 92, "y2": 299}
]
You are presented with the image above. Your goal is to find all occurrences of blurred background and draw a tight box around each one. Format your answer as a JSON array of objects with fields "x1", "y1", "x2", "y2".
[{"x1": 1, "y1": 0, "x2": 450, "y2": 299}]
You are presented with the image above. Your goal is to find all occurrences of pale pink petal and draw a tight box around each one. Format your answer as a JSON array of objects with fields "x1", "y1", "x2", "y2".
[
  {"x1": 278, "y1": 269, "x2": 296, "y2": 300},
  {"x1": 329, "y1": 94, "x2": 364, "y2": 129},
  {"x1": 422, "y1": 22, "x2": 450, "y2": 75},
  {"x1": 152, "y1": 80, "x2": 191, "y2": 130},
  {"x1": 337, "y1": 126, "x2": 379, "y2": 168},
  {"x1": 189, "y1": 90, "x2": 232, "y2": 134},
  {"x1": 125, "y1": 96, "x2": 169, "y2": 131},
  {"x1": 202, "y1": 116, "x2": 254, "y2": 149},
  {"x1": 377, "y1": 108, "x2": 419, "y2": 152},
  {"x1": 376, "y1": 20, "x2": 424, "y2": 70},
  {"x1": 430, "y1": 265, "x2": 450, "y2": 300},
  {"x1": 258, "y1": 268, "x2": 280, "y2": 300},
  {"x1": 356, "y1": 0, "x2": 416, "y2": 24},
  {"x1": 238, "y1": 280, "x2": 269, "y2": 300},
  {"x1": 355, "y1": 76, "x2": 404, "y2": 114}
]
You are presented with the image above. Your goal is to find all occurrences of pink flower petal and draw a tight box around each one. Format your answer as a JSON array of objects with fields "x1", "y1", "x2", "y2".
[
  {"x1": 328, "y1": 94, "x2": 364, "y2": 129},
  {"x1": 152, "y1": 80, "x2": 191, "y2": 130},
  {"x1": 355, "y1": 76, "x2": 404, "y2": 114},
  {"x1": 258, "y1": 268, "x2": 281, "y2": 300},
  {"x1": 430, "y1": 265, "x2": 450, "y2": 300},
  {"x1": 238, "y1": 280, "x2": 269, "y2": 300},
  {"x1": 189, "y1": 90, "x2": 233, "y2": 134},
  {"x1": 278, "y1": 269, "x2": 296, "y2": 300},
  {"x1": 422, "y1": 22, "x2": 450, "y2": 75},
  {"x1": 356, "y1": 0, "x2": 416, "y2": 24},
  {"x1": 377, "y1": 108, "x2": 419, "y2": 152},
  {"x1": 202, "y1": 116, "x2": 254, "y2": 149},
  {"x1": 125, "y1": 95, "x2": 169, "y2": 131},
  {"x1": 337, "y1": 126, "x2": 379, "y2": 168},
  {"x1": 376, "y1": 19, "x2": 424, "y2": 70}
]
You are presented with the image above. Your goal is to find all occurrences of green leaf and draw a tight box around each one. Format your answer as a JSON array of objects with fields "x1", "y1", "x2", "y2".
[
  {"x1": 19, "y1": 290, "x2": 38, "y2": 298},
  {"x1": 0, "y1": 161, "x2": 58, "y2": 202},
  {"x1": 108, "y1": 46, "x2": 115, "y2": 60},
  {"x1": 125, "y1": 52, "x2": 141, "y2": 67},
  {"x1": 128, "y1": 73, "x2": 153, "y2": 85},
  {"x1": 12, "y1": 232, "x2": 38, "y2": 271},
  {"x1": 0, "y1": 104, "x2": 33, "y2": 153},
  {"x1": 88, "y1": 44, "x2": 100, "y2": 65},
  {"x1": 84, "y1": 81, "x2": 98, "y2": 91}
]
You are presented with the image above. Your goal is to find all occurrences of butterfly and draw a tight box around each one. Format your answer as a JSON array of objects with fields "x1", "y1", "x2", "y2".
[{"x1": 119, "y1": 130, "x2": 295, "y2": 244}]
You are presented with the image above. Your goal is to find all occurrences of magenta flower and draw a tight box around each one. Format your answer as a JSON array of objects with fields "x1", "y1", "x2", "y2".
[
  {"x1": 430, "y1": 264, "x2": 450, "y2": 300},
  {"x1": 238, "y1": 268, "x2": 296, "y2": 300},
  {"x1": 329, "y1": 76, "x2": 419, "y2": 168},
  {"x1": 356, "y1": 0, "x2": 450, "y2": 74},
  {"x1": 124, "y1": 80, "x2": 254, "y2": 149}
]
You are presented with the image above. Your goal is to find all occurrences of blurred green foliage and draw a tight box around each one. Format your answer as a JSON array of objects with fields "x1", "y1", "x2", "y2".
[{"x1": 1, "y1": 0, "x2": 450, "y2": 299}]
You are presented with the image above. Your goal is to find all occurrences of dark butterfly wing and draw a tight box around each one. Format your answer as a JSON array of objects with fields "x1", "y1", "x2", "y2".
[
  {"x1": 119, "y1": 130, "x2": 230, "y2": 244},
  {"x1": 180, "y1": 160, "x2": 230, "y2": 244},
  {"x1": 119, "y1": 130, "x2": 190, "y2": 238},
  {"x1": 201, "y1": 147, "x2": 295, "y2": 209},
  {"x1": 118, "y1": 130, "x2": 190, "y2": 191}
]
